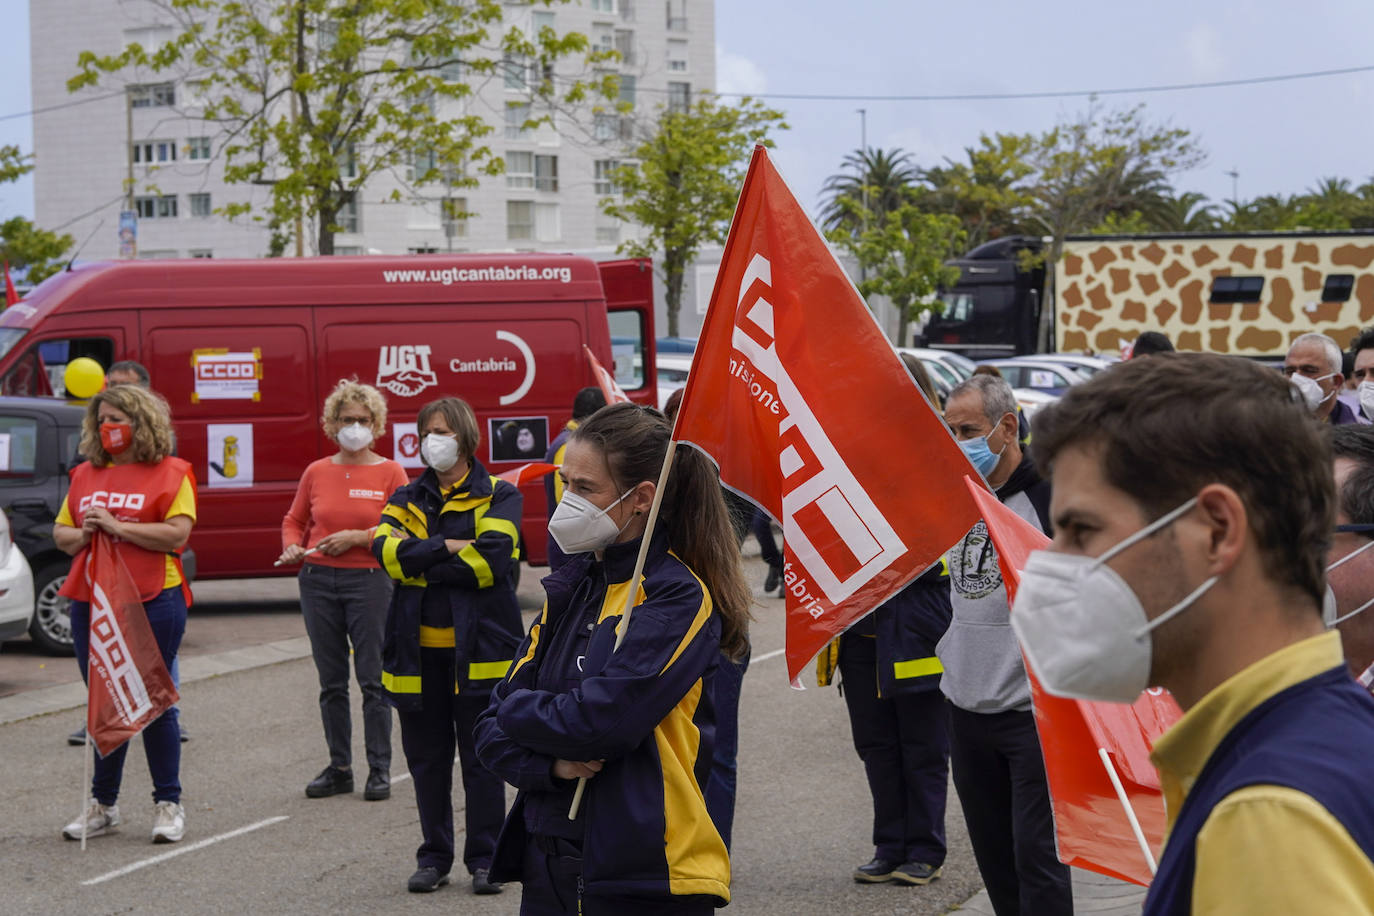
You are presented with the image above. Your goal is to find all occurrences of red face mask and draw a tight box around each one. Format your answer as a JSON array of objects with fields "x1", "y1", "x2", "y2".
[{"x1": 100, "y1": 422, "x2": 134, "y2": 455}]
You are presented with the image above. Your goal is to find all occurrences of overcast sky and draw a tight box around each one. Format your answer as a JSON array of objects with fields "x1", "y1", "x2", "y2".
[{"x1": 5, "y1": 1, "x2": 1374, "y2": 224}]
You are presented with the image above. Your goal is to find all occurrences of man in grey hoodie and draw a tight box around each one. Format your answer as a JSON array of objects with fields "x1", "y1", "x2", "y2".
[{"x1": 938, "y1": 374, "x2": 1071, "y2": 916}]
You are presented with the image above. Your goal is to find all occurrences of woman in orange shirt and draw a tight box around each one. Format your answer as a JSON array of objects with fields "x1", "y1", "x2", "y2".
[
  {"x1": 279, "y1": 380, "x2": 408, "y2": 802},
  {"x1": 54, "y1": 384, "x2": 195, "y2": 844}
]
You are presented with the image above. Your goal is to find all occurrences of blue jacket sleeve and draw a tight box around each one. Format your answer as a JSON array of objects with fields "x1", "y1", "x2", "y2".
[
  {"x1": 371, "y1": 487, "x2": 450, "y2": 581},
  {"x1": 473, "y1": 607, "x2": 559, "y2": 791},
  {"x1": 424, "y1": 481, "x2": 523, "y2": 589},
  {"x1": 494, "y1": 574, "x2": 720, "y2": 762}
]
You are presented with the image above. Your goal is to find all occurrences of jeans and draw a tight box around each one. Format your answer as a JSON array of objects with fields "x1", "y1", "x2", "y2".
[
  {"x1": 71, "y1": 587, "x2": 186, "y2": 806},
  {"x1": 298, "y1": 563, "x2": 393, "y2": 772}
]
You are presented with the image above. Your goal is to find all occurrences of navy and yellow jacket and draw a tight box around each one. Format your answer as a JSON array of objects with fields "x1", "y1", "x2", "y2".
[
  {"x1": 473, "y1": 529, "x2": 730, "y2": 906},
  {"x1": 372, "y1": 460, "x2": 523, "y2": 710},
  {"x1": 818, "y1": 561, "x2": 952, "y2": 698}
]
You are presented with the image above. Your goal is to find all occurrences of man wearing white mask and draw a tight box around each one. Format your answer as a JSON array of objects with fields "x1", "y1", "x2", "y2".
[
  {"x1": 1019, "y1": 352, "x2": 1374, "y2": 915},
  {"x1": 1328, "y1": 425, "x2": 1374, "y2": 686},
  {"x1": 1345, "y1": 328, "x2": 1374, "y2": 423},
  {"x1": 1284, "y1": 332, "x2": 1358, "y2": 424},
  {"x1": 938, "y1": 374, "x2": 1070, "y2": 916}
]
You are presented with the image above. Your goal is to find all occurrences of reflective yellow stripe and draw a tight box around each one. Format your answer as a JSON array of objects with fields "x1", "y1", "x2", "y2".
[
  {"x1": 419, "y1": 625, "x2": 455, "y2": 648},
  {"x1": 459, "y1": 543, "x2": 493, "y2": 588},
  {"x1": 661, "y1": 552, "x2": 712, "y2": 674},
  {"x1": 381, "y1": 537, "x2": 405, "y2": 580},
  {"x1": 468, "y1": 660, "x2": 512, "y2": 680},
  {"x1": 938, "y1": 556, "x2": 950, "y2": 577},
  {"x1": 476, "y1": 514, "x2": 519, "y2": 545},
  {"x1": 382, "y1": 671, "x2": 422, "y2": 693},
  {"x1": 511, "y1": 606, "x2": 547, "y2": 678},
  {"x1": 893, "y1": 657, "x2": 944, "y2": 679},
  {"x1": 382, "y1": 503, "x2": 428, "y2": 539}
]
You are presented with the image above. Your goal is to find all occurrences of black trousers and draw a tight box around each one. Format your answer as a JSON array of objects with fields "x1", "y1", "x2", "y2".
[
  {"x1": 948, "y1": 704, "x2": 1073, "y2": 916},
  {"x1": 839, "y1": 648, "x2": 949, "y2": 866},
  {"x1": 398, "y1": 647, "x2": 506, "y2": 875},
  {"x1": 519, "y1": 836, "x2": 716, "y2": 916}
]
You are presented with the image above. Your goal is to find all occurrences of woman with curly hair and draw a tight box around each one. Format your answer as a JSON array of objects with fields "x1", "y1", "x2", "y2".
[
  {"x1": 53, "y1": 384, "x2": 196, "y2": 844},
  {"x1": 280, "y1": 379, "x2": 408, "y2": 802}
]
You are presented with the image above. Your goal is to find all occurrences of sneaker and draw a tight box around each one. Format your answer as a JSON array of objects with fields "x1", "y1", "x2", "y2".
[
  {"x1": 67, "y1": 726, "x2": 87, "y2": 747},
  {"x1": 62, "y1": 799, "x2": 120, "y2": 840},
  {"x1": 408, "y1": 866, "x2": 450, "y2": 893},
  {"x1": 364, "y1": 769, "x2": 390, "y2": 801},
  {"x1": 764, "y1": 563, "x2": 781, "y2": 594},
  {"x1": 892, "y1": 861, "x2": 942, "y2": 885},
  {"x1": 854, "y1": 857, "x2": 901, "y2": 883},
  {"x1": 151, "y1": 801, "x2": 185, "y2": 843},
  {"x1": 305, "y1": 765, "x2": 354, "y2": 798},
  {"x1": 472, "y1": 867, "x2": 502, "y2": 895}
]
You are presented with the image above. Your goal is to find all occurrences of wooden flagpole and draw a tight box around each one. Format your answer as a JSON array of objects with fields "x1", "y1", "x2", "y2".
[{"x1": 568, "y1": 440, "x2": 680, "y2": 819}]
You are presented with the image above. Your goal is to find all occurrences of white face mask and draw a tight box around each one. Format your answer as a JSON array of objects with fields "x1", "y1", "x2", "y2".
[
  {"x1": 1325, "y1": 536, "x2": 1374, "y2": 627},
  {"x1": 1358, "y1": 381, "x2": 1374, "y2": 420},
  {"x1": 547, "y1": 489, "x2": 633, "y2": 555},
  {"x1": 336, "y1": 421, "x2": 374, "y2": 453},
  {"x1": 1291, "y1": 372, "x2": 1336, "y2": 411},
  {"x1": 420, "y1": 433, "x2": 460, "y2": 472},
  {"x1": 1010, "y1": 497, "x2": 1218, "y2": 704}
]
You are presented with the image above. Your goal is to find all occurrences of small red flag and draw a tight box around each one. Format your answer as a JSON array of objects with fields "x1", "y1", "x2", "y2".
[
  {"x1": 965, "y1": 476, "x2": 1178, "y2": 887},
  {"x1": 497, "y1": 462, "x2": 558, "y2": 486},
  {"x1": 673, "y1": 147, "x2": 981, "y2": 683},
  {"x1": 84, "y1": 533, "x2": 179, "y2": 757},
  {"x1": 584, "y1": 346, "x2": 630, "y2": 405},
  {"x1": 3, "y1": 261, "x2": 18, "y2": 307}
]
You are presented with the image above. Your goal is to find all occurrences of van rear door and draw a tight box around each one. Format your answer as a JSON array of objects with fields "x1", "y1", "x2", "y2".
[{"x1": 596, "y1": 259, "x2": 658, "y2": 404}]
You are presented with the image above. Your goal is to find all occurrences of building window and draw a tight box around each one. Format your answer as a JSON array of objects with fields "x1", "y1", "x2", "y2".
[
  {"x1": 504, "y1": 53, "x2": 533, "y2": 90},
  {"x1": 535, "y1": 202, "x2": 560, "y2": 242},
  {"x1": 667, "y1": 39, "x2": 687, "y2": 72},
  {"x1": 186, "y1": 136, "x2": 211, "y2": 160},
  {"x1": 665, "y1": 0, "x2": 687, "y2": 31},
  {"x1": 189, "y1": 193, "x2": 212, "y2": 217},
  {"x1": 508, "y1": 200, "x2": 534, "y2": 240},
  {"x1": 189, "y1": 249, "x2": 213, "y2": 258},
  {"x1": 505, "y1": 102, "x2": 531, "y2": 139},
  {"x1": 342, "y1": 143, "x2": 358, "y2": 179},
  {"x1": 532, "y1": 10, "x2": 554, "y2": 33},
  {"x1": 1209, "y1": 275, "x2": 1264, "y2": 304},
  {"x1": 618, "y1": 74, "x2": 636, "y2": 108},
  {"x1": 506, "y1": 151, "x2": 534, "y2": 189},
  {"x1": 442, "y1": 197, "x2": 468, "y2": 239},
  {"x1": 596, "y1": 224, "x2": 620, "y2": 244},
  {"x1": 594, "y1": 159, "x2": 619, "y2": 195},
  {"x1": 439, "y1": 57, "x2": 462, "y2": 82},
  {"x1": 591, "y1": 0, "x2": 615, "y2": 11},
  {"x1": 137, "y1": 249, "x2": 178, "y2": 259},
  {"x1": 129, "y1": 82, "x2": 175, "y2": 108},
  {"x1": 132, "y1": 140, "x2": 177, "y2": 164},
  {"x1": 615, "y1": 29, "x2": 635, "y2": 65},
  {"x1": 1323, "y1": 274, "x2": 1355, "y2": 302},
  {"x1": 593, "y1": 23, "x2": 614, "y2": 56},
  {"x1": 408, "y1": 245, "x2": 440, "y2": 254},
  {"x1": 411, "y1": 148, "x2": 438, "y2": 182},
  {"x1": 594, "y1": 112, "x2": 630, "y2": 142},
  {"x1": 134, "y1": 195, "x2": 178, "y2": 219},
  {"x1": 667, "y1": 82, "x2": 690, "y2": 113},
  {"x1": 619, "y1": 0, "x2": 635, "y2": 20},
  {"x1": 534, "y1": 155, "x2": 559, "y2": 192},
  {"x1": 334, "y1": 246, "x2": 363, "y2": 255},
  {"x1": 338, "y1": 196, "x2": 360, "y2": 233}
]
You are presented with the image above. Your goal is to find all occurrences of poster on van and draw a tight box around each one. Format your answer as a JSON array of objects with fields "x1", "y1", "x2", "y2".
[
  {"x1": 207, "y1": 423, "x2": 254, "y2": 488},
  {"x1": 489, "y1": 417, "x2": 548, "y2": 463},
  {"x1": 393, "y1": 422, "x2": 424, "y2": 470},
  {"x1": 191, "y1": 348, "x2": 263, "y2": 403}
]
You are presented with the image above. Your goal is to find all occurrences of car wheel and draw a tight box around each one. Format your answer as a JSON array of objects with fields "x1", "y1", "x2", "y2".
[{"x1": 28, "y1": 562, "x2": 74, "y2": 656}]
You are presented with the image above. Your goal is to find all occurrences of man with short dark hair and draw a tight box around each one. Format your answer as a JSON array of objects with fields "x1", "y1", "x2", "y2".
[
  {"x1": 1129, "y1": 330, "x2": 1174, "y2": 358},
  {"x1": 107, "y1": 360, "x2": 151, "y2": 388},
  {"x1": 1346, "y1": 327, "x2": 1374, "y2": 421},
  {"x1": 1328, "y1": 425, "x2": 1374, "y2": 686},
  {"x1": 1285, "y1": 332, "x2": 1356, "y2": 424},
  {"x1": 543, "y1": 386, "x2": 606, "y2": 570},
  {"x1": 1023, "y1": 352, "x2": 1374, "y2": 914},
  {"x1": 937, "y1": 373, "x2": 1071, "y2": 916}
]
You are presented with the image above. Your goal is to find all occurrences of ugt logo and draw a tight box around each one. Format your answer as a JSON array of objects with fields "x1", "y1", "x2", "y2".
[{"x1": 376, "y1": 345, "x2": 438, "y2": 398}]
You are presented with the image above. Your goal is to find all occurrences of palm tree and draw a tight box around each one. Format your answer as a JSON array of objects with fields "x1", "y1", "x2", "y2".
[
  {"x1": 1158, "y1": 191, "x2": 1219, "y2": 232},
  {"x1": 819, "y1": 147, "x2": 920, "y2": 233}
]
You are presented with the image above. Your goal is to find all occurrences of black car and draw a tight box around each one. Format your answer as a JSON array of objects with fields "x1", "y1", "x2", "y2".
[{"x1": 0, "y1": 396, "x2": 195, "y2": 655}]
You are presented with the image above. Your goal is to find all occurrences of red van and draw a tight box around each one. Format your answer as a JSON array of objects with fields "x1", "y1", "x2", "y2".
[{"x1": 0, "y1": 254, "x2": 657, "y2": 577}]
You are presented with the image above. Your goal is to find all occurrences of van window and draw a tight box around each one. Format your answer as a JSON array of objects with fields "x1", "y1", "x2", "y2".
[
  {"x1": 1, "y1": 336, "x2": 115, "y2": 397},
  {"x1": 608, "y1": 309, "x2": 646, "y2": 389},
  {"x1": 939, "y1": 292, "x2": 975, "y2": 323},
  {"x1": 0, "y1": 328, "x2": 28, "y2": 362},
  {"x1": 0, "y1": 416, "x2": 40, "y2": 478}
]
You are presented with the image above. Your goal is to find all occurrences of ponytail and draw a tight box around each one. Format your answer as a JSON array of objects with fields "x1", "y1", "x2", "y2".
[{"x1": 572, "y1": 403, "x2": 753, "y2": 660}]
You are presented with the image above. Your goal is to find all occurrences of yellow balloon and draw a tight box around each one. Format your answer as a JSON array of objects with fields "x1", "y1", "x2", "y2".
[{"x1": 64, "y1": 357, "x2": 106, "y2": 399}]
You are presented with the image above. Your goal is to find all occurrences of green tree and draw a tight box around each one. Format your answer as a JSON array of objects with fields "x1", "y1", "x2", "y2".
[
  {"x1": 1157, "y1": 190, "x2": 1218, "y2": 231},
  {"x1": 70, "y1": 0, "x2": 611, "y2": 254},
  {"x1": 602, "y1": 96, "x2": 787, "y2": 337},
  {"x1": 0, "y1": 146, "x2": 74, "y2": 286},
  {"x1": 819, "y1": 147, "x2": 920, "y2": 234},
  {"x1": 920, "y1": 133, "x2": 1036, "y2": 248},
  {"x1": 828, "y1": 199, "x2": 964, "y2": 345}
]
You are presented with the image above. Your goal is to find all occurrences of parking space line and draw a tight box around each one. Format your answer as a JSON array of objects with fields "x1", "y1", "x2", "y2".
[
  {"x1": 753, "y1": 647, "x2": 785, "y2": 664},
  {"x1": 81, "y1": 816, "x2": 289, "y2": 886}
]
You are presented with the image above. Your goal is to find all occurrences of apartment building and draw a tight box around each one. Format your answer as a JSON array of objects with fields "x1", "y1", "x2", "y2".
[{"x1": 29, "y1": 0, "x2": 715, "y2": 260}]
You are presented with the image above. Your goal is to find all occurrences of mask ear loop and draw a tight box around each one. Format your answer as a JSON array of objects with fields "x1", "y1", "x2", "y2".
[
  {"x1": 1327, "y1": 537, "x2": 1374, "y2": 572},
  {"x1": 1331, "y1": 597, "x2": 1374, "y2": 627},
  {"x1": 1090, "y1": 497, "x2": 1200, "y2": 572}
]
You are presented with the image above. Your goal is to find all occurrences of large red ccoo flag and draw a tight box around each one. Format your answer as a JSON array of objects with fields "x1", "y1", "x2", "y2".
[
  {"x1": 673, "y1": 146, "x2": 981, "y2": 682},
  {"x1": 964, "y1": 476, "x2": 1178, "y2": 887},
  {"x1": 85, "y1": 533, "x2": 179, "y2": 757}
]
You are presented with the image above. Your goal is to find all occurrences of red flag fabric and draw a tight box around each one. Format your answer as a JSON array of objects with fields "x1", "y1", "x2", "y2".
[
  {"x1": 673, "y1": 146, "x2": 981, "y2": 683},
  {"x1": 584, "y1": 346, "x2": 630, "y2": 405},
  {"x1": 84, "y1": 533, "x2": 178, "y2": 757},
  {"x1": 964, "y1": 476, "x2": 1179, "y2": 887},
  {"x1": 497, "y1": 462, "x2": 558, "y2": 486},
  {"x1": 3, "y1": 261, "x2": 18, "y2": 307}
]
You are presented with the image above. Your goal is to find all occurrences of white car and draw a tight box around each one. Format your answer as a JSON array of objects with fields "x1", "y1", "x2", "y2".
[
  {"x1": 657, "y1": 354, "x2": 694, "y2": 409},
  {"x1": 0, "y1": 512, "x2": 36, "y2": 651}
]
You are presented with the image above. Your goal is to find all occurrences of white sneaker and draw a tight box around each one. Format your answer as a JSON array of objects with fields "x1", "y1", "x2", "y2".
[
  {"x1": 62, "y1": 799, "x2": 120, "y2": 840},
  {"x1": 151, "y1": 801, "x2": 185, "y2": 844}
]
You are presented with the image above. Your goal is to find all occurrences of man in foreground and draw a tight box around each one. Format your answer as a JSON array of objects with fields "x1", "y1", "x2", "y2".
[{"x1": 1022, "y1": 353, "x2": 1374, "y2": 913}]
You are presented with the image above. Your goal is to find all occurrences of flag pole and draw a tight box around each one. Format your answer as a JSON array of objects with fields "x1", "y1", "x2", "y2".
[
  {"x1": 568, "y1": 439, "x2": 681, "y2": 819},
  {"x1": 81, "y1": 708, "x2": 91, "y2": 851},
  {"x1": 1097, "y1": 747, "x2": 1157, "y2": 876}
]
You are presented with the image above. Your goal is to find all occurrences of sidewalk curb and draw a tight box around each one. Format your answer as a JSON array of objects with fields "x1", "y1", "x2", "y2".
[{"x1": 0, "y1": 635, "x2": 315, "y2": 727}]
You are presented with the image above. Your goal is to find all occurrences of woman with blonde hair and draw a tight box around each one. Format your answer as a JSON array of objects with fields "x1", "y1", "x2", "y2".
[
  {"x1": 279, "y1": 379, "x2": 407, "y2": 802},
  {"x1": 54, "y1": 384, "x2": 196, "y2": 844}
]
